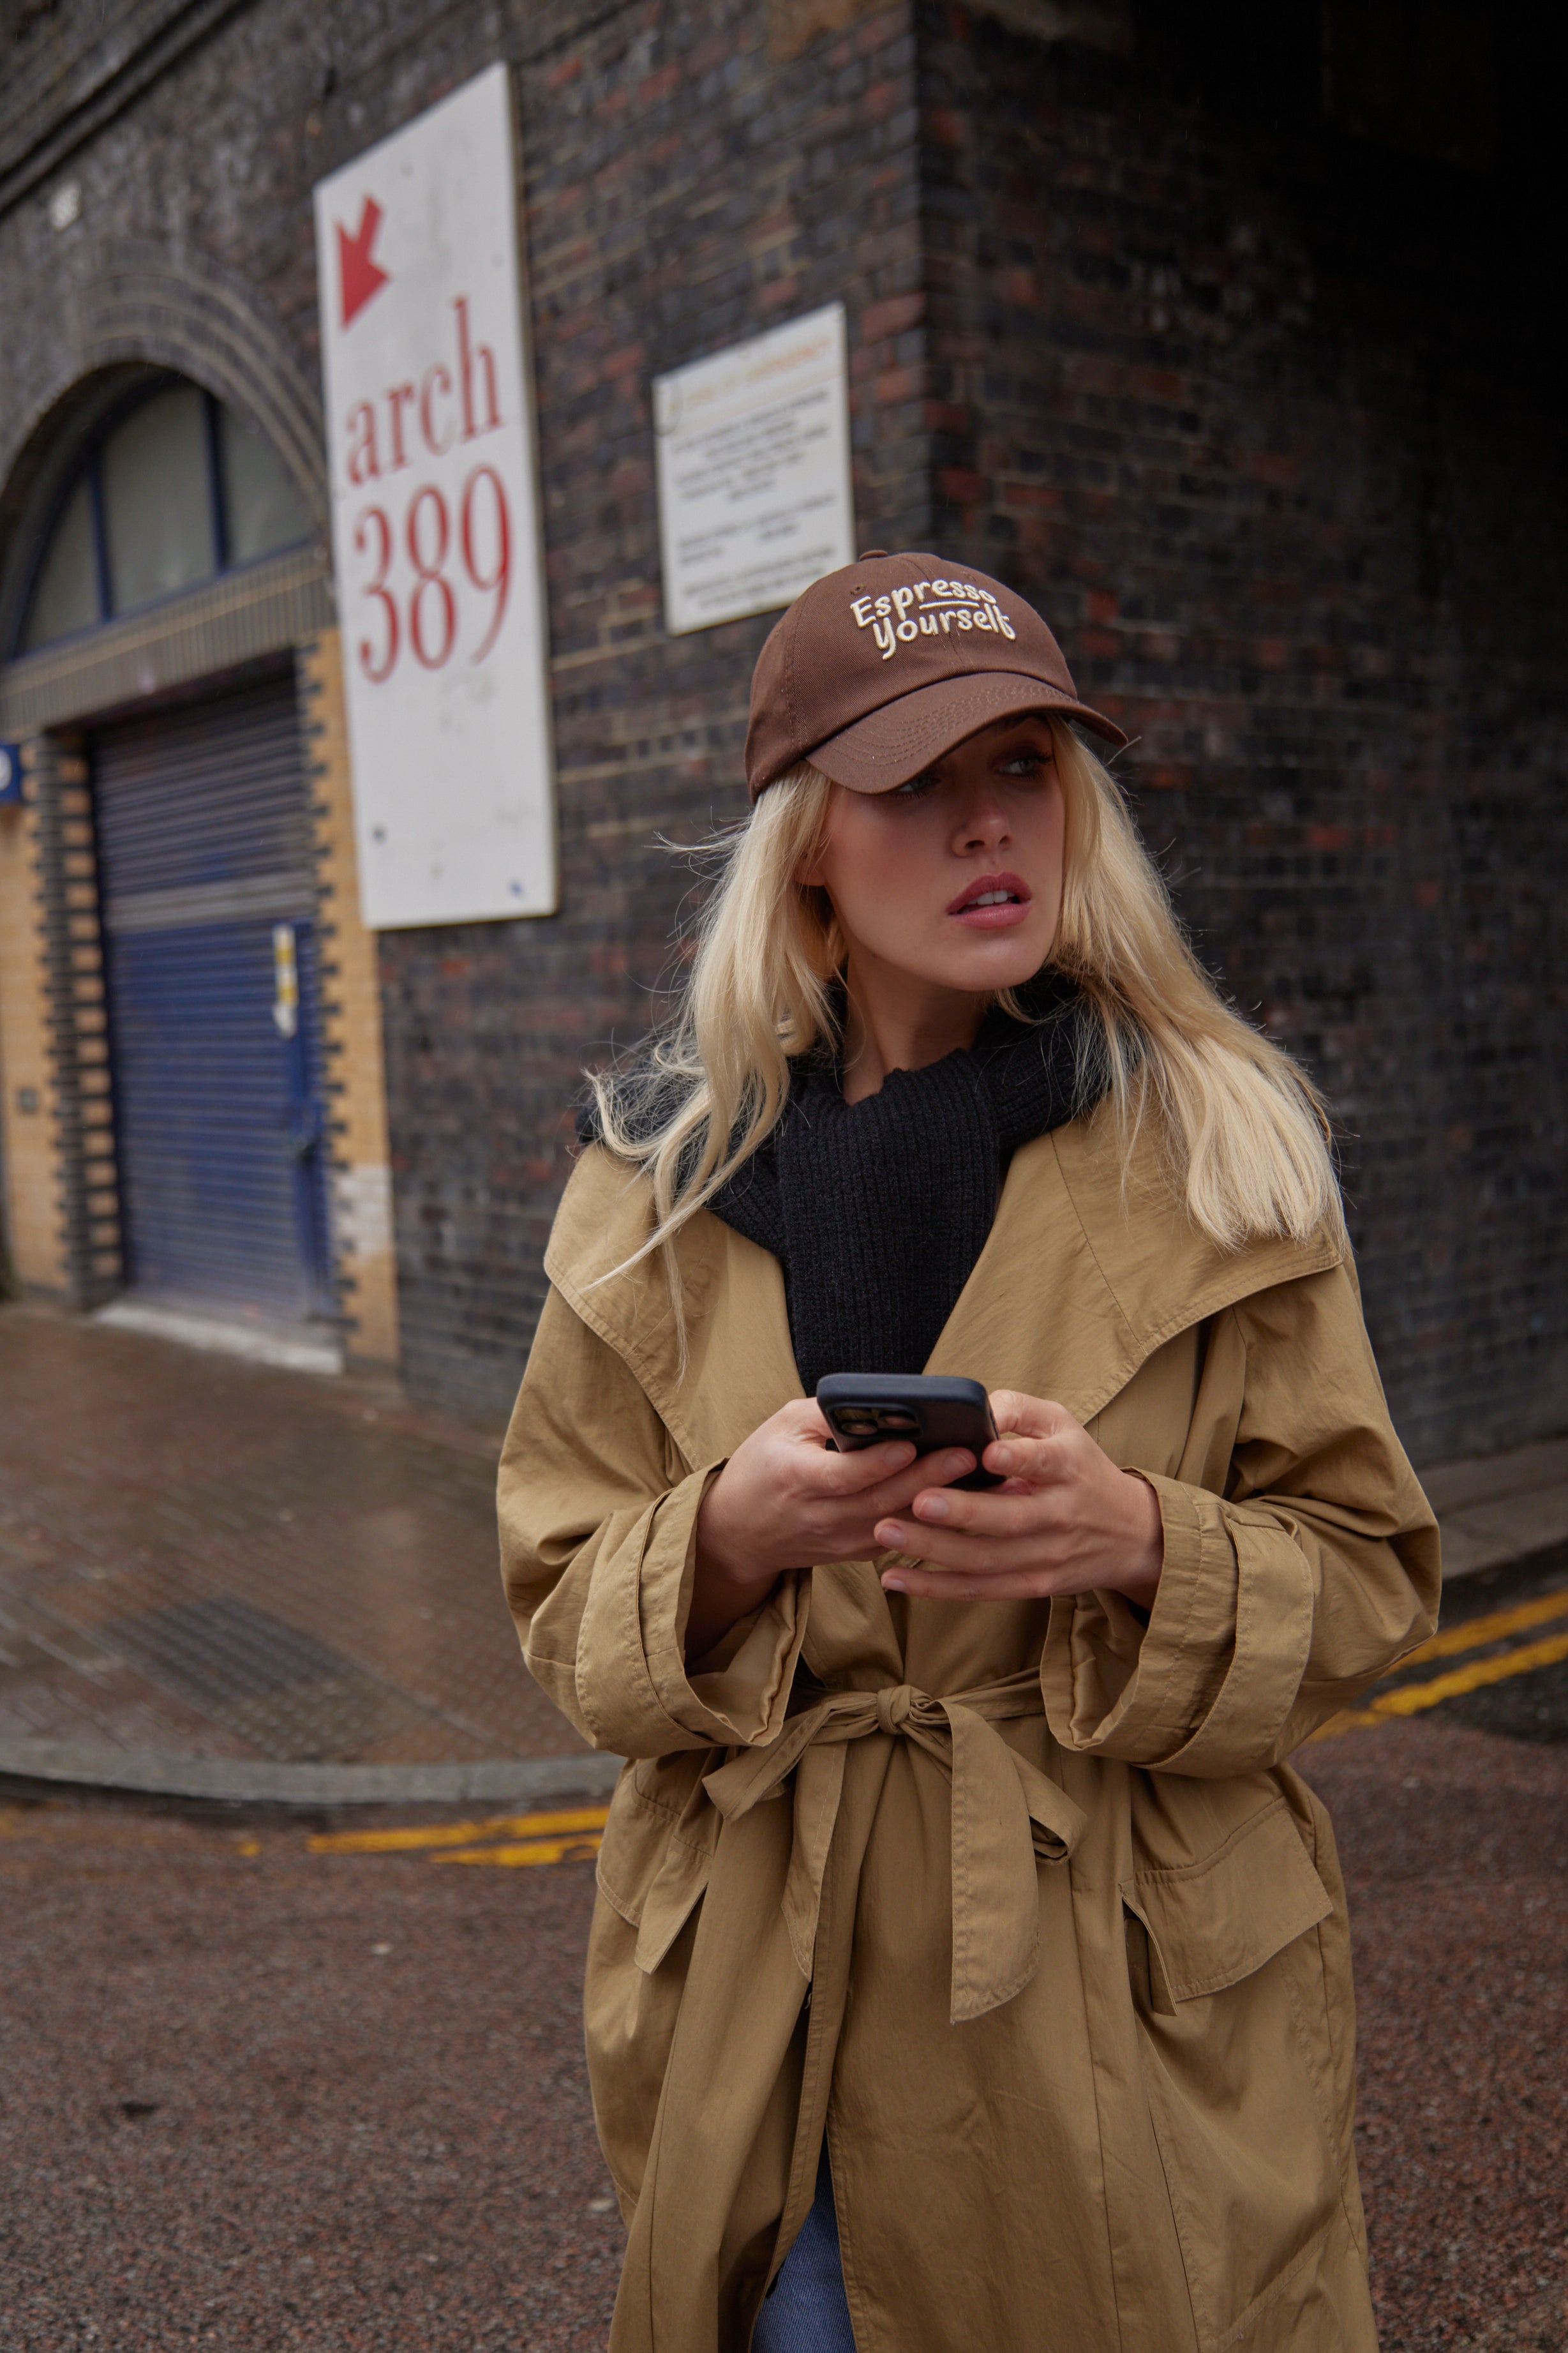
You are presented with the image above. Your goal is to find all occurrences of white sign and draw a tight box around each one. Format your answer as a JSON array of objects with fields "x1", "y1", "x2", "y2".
[
  {"x1": 313, "y1": 65, "x2": 555, "y2": 928},
  {"x1": 653, "y1": 303, "x2": 856, "y2": 636}
]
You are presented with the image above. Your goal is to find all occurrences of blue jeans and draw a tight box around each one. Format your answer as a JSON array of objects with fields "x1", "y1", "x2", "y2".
[{"x1": 752, "y1": 2146, "x2": 857, "y2": 2353}]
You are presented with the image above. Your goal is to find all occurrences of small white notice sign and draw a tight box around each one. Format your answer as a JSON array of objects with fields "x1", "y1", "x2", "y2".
[
  {"x1": 313, "y1": 64, "x2": 555, "y2": 929},
  {"x1": 653, "y1": 303, "x2": 856, "y2": 636}
]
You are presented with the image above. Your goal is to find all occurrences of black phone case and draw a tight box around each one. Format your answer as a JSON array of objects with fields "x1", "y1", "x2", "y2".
[{"x1": 816, "y1": 1373, "x2": 1003, "y2": 1490}]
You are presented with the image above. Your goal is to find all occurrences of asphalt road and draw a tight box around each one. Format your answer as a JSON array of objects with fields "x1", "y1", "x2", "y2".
[
  {"x1": 0, "y1": 1800, "x2": 620, "y2": 2351},
  {"x1": 1, "y1": 1561, "x2": 1565, "y2": 2352}
]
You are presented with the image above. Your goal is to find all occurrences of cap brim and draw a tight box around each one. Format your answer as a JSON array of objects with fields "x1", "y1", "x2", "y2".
[{"x1": 808, "y1": 672, "x2": 1128, "y2": 793}]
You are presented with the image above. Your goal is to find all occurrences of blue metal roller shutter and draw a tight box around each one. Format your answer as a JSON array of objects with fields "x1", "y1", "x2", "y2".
[{"x1": 92, "y1": 666, "x2": 332, "y2": 1324}]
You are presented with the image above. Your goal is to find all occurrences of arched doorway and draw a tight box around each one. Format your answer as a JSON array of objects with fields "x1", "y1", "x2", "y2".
[
  {"x1": 17, "y1": 375, "x2": 313, "y2": 652},
  {"x1": 11, "y1": 373, "x2": 336, "y2": 1335}
]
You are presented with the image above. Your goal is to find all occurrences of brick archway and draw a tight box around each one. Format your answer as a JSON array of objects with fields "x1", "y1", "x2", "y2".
[{"x1": 0, "y1": 243, "x2": 327, "y2": 652}]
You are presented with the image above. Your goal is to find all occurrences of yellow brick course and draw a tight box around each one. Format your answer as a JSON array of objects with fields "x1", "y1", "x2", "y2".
[
  {"x1": 0, "y1": 752, "x2": 66, "y2": 1289},
  {"x1": 302, "y1": 630, "x2": 399, "y2": 1367}
]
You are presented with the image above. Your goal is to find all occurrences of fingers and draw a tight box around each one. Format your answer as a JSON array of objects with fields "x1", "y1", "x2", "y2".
[
  {"x1": 779, "y1": 1398, "x2": 833, "y2": 1441},
  {"x1": 981, "y1": 1395, "x2": 1090, "y2": 1487},
  {"x1": 810, "y1": 1440, "x2": 978, "y2": 1503},
  {"x1": 873, "y1": 1522, "x2": 1042, "y2": 1575},
  {"x1": 987, "y1": 1390, "x2": 1077, "y2": 1443},
  {"x1": 871, "y1": 1497, "x2": 1070, "y2": 1577},
  {"x1": 810, "y1": 1436, "x2": 917, "y2": 1493},
  {"x1": 978, "y1": 1433, "x2": 1062, "y2": 1485},
  {"x1": 860, "y1": 1448, "x2": 975, "y2": 1515},
  {"x1": 902, "y1": 1479, "x2": 1056, "y2": 1537},
  {"x1": 877, "y1": 1561, "x2": 1070, "y2": 1603}
]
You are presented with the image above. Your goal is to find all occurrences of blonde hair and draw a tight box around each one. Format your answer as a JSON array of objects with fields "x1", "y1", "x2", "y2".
[{"x1": 587, "y1": 721, "x2": 1345, "y2": 1298}]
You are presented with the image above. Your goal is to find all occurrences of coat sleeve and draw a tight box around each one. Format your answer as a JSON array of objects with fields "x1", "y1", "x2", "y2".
[
  {"x1": 497, "y1": 1283, "x2": 809, "y2": 1759},
  {"x1": 1040, "y1": 1258, "x2": 1442, "y2": 1774}
]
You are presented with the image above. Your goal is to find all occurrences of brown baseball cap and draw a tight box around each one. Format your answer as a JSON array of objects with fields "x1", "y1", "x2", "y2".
[{"x1": 744, "y1": 550, "x2": 1127, "y2": 801}]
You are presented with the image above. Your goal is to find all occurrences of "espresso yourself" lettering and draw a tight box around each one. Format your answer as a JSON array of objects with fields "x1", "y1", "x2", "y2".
[{"x1": 849, "y1": 578, "x2": 1018, "y2": 660}]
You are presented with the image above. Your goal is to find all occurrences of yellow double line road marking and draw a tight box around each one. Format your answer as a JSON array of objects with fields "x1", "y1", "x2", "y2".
[
  {"x1": 435, "y1": 1831, "x2": 603, "y2": 1869},
  {"x1": 1366, "y1": 1625, "x2": 1568, "y2": 1717},
  {"x1": 309, "y1": 1803, "x2": 609, "y2": 1868},
  {"x1": 1315, "y1": 1582, "x2": 1568, "y2": 1738},
  {"x1": 1398, "y1": 1582, "x2": 1568, "y2": 1671}
]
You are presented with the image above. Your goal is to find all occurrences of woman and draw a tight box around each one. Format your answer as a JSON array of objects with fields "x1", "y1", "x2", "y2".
[{"x1": 498, "y1": 552, "x2": 1439, "y2": 2353}]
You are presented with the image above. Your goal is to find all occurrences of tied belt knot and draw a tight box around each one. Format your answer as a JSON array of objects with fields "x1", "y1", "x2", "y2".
[
  {"x1": 874, "y1": 1682, "x2": 913, "y2": 1736},
  {"x1": 701, "y1": 1669, "x2": 1087, "y2": 2024}
]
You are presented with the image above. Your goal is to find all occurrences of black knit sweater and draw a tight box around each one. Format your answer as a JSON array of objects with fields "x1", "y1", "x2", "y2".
[{"x1": 707, "y1": 980, "x2": 1101, "y2": 1396}]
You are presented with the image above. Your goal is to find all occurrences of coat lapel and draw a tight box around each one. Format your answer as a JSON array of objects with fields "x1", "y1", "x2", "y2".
[
  {"x1": 544, "y1": 1146, "x2": 802, "y2": 1470},
  {"x1": 927, "y1": 1104, "x2": 1341, "y2": 1419},
  {"x1": 548, "y1": 1106, "x2": 1343, "y2": 1461}
]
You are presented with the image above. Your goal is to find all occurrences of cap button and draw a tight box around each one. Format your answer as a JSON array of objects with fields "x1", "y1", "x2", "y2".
[{"x1": 856, "y1": 548, "x2": 890, "y2": 560}]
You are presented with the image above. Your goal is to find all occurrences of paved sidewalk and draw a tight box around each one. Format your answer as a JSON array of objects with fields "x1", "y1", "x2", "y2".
[
  {"x1": 0, "y1": 1303, "x2": 586, "y2": 1779},
  {"x1": 1424, "y1": 1436, "x2": 1568, "y2": 1579},
  {"x1": 4, "y1": 1298, "x2": 1567, "y2": 1795}
]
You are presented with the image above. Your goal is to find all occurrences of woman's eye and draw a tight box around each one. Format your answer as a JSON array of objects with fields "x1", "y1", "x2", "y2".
[{"x1": 891, "y1": 771, "x2": 940, "y2": 801}]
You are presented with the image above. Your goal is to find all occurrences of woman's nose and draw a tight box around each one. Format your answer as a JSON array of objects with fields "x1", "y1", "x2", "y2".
[{"x1": 955, "y1": 794, "x2": 1010, "y2": 851}]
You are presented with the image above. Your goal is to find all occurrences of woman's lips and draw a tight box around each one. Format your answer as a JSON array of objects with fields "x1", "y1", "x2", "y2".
[{"x1": 947, "y1": 871, "x2": 1033, "y2": 929}]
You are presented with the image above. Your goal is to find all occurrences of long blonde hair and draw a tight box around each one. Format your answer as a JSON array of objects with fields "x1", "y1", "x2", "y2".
[{"x1": 587, "y1": 721, "x2": 1345, "y2": 1295}]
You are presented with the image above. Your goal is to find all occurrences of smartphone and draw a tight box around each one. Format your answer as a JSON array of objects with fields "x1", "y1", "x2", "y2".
[{"x1": 816, "y1": 1373, "x2": 1003, "y2": 1491}]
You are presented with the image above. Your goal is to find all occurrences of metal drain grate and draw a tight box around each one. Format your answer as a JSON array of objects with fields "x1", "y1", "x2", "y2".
[
  {"x1": 102, "y1": 1595, "x2": 437, "y2": 1761},
  {"x1": 106, "y1": 1595, "x2": 349, "y2": 1708}
]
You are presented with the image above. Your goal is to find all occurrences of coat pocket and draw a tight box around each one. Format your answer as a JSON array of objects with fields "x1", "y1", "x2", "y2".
[
  {"x1": 595, "y1": 1749, "x2": 721, "y2": 1974},
  {"x1": 1121, "y1": 1795, "x2": 1332, "y2": 2010},
  {"x1": 1123, "y1": 1800, "x2": 1361, "y2": 2350}
]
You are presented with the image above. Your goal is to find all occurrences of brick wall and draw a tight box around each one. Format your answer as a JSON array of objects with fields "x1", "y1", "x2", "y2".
[{"x1": 918, "y1": 2, "x2": 1568, "y2": 1464}]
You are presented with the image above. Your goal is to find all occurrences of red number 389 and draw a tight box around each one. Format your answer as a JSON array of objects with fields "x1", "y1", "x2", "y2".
[{"x1": 353, "y1": 464, "x2": 512, "y2": 684}]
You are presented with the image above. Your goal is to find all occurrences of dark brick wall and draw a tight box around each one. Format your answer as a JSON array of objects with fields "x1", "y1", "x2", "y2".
[{"x1": 918, "y1": 0, "x2": 1568, "y2": 1464}]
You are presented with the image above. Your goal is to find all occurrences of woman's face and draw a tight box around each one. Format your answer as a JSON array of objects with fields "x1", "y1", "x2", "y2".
[{"x1": 803, "y1": 714, "x2": 1066, "y2": 1000}]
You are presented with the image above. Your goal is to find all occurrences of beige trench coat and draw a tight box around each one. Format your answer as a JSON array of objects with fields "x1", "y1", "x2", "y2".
[{"x1": 498, "y1": 1105, "x2": 1440, "y2": 2353}]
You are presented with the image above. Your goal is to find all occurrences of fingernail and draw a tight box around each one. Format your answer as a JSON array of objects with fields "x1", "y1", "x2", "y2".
[
  {"x1": 882, "y1": 1576, "x2": 907, "y2": 1593},
  {"x1": 918, "y1": 1493, "x2": 950, "y2": 1521},
  {"x1": 875, "y1": 1521, "x2": 903, "y2": 1545},
  {"x1": 990, "y1": 1445, "x2": 1014, "y2": 1471}
]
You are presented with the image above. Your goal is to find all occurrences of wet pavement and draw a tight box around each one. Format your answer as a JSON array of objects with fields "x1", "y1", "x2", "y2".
[
  {"x1": 0, "y1": 1301, "x2": 578, "y2": 1770},
  {"x1": 6, "y1": 1296, "x2": 1568, "y2": 1781}
]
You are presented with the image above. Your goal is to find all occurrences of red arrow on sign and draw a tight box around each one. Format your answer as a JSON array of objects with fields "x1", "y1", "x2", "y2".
[{"x1": 337, "y1": 195, "x2": 390, "y2": 328}]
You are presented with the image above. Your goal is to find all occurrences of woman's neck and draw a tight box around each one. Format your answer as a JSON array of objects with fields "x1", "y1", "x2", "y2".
[{"x1": 839, "y1": 956, "x2": 988, "y2": 1104}]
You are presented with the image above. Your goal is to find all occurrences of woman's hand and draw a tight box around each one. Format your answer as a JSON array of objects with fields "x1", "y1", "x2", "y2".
[
  {"x1": 688, "y1": 1399, "x2": 977, "y2": 1658},
  {"x1": 872, "y1": 1390, "x2": 1163, "y2": 1609}
]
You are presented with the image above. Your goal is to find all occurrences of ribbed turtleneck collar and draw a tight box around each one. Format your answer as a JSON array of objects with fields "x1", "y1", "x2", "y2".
[{"x1": 710, "y1": 978, "x2": 1101, "y2": 1395}]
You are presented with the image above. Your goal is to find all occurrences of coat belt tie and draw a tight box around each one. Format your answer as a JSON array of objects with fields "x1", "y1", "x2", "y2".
[{"x1": 701, "y1": 1669, "x2": 1087, "y2": 2024}]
